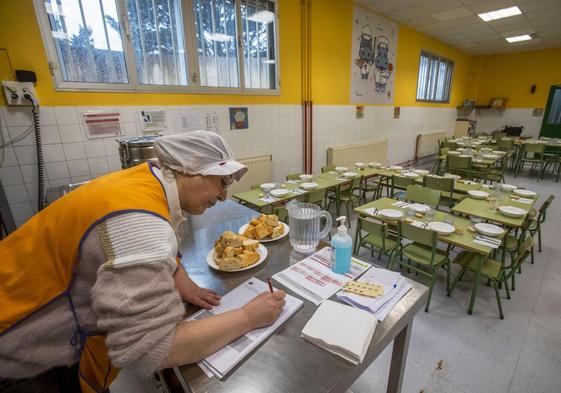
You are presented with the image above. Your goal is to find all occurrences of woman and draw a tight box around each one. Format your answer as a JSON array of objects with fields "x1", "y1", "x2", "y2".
[{"x1": 0, "y1": 131, "x2": 286, "y2": 393}]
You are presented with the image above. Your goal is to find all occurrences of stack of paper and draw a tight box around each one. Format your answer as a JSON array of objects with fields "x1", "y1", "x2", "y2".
[
  {"x1": 301, "y1": 300, "x2": 377, "y2": 365},
  {"x1": 336, "y1": 267, "x2": 412, "y2": 321},
  {"x1": 187, "y1": 277, "x2": 303, "y2": 379}
]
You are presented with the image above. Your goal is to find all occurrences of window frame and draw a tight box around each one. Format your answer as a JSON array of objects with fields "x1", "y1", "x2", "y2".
[
  {"x1": 33, "y1": 0, "x2": 280, "y2": 95},
  {"x1": 415, "y1": 50, "x2": 454, "y2": 104}
]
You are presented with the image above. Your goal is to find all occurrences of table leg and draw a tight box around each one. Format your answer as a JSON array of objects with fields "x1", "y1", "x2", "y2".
[
  {"x1": 468, "y1": 254, "x2": 484, "y2": 314},
  {"x1": 387, "y1": 321, "x2": 413, "y2": 393}
]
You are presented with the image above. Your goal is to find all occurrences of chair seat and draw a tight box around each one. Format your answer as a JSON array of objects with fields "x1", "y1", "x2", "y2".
[
  {"x1": 402, "y1": 243, "x2": 448, "y2": 266},
  {"x1": 363, "y1": 183, "x2": 380, "y2": 191},
  {"x1": 453, "y1": 251, "x2": 501, "y2": 280},
  {"x1": 363, "y1": 233, "x2": 398, "y2": 251}
]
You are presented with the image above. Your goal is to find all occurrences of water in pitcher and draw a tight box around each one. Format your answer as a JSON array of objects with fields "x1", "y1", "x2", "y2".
[{"x1": 289, "y1": 206, "x2": 321, "y2": 252}]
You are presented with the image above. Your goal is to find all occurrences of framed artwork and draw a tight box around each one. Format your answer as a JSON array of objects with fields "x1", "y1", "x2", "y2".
[
  {"x1": 229, "y1": 107, "x2": 249, "y2": 130},
  {"x1": 490, "y1": 98, "x2": 505, "y2": 108}
]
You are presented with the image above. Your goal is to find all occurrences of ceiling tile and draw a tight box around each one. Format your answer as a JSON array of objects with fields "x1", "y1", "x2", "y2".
[
  {"x1": 524, "y1": 7, "x2": 561, "y2": 20},
  {"x1": 466, "y1": 0, "x2": 517, "y2": 14},
  {"x1": 404, "y1": 15, "x2": 440, "y2": 27},
  {"x1": 516, "y1": 0, "x2": 561, "y2": 13},
  {"x1": 485, "y1": 14, "x2": 527, "y2": 27},
  {"x1": 432, "y1": 6, "x2": 473, "y2": 21},
  {"x1": 367, "y1": 0, "x2": 412, "y2": 13},
  {"x1": 415, "y1": 0, "x2": 464, "y2": 14},
  {"x1": 385, "y1": 6, "x2": 425, "y2": 21}
]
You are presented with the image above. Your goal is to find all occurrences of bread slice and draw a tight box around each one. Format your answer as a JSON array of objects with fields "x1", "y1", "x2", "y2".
[
  {"x1": 243, "y1": 225, "x2": 255, "y2": 239},
  {"x1": 271, "y1": 224, "x2": 284, "y2": 239},
  {"x1": 243, "y1": 239, "x2": 259, "y2": 251},
  {"x1": 253, "y1": 223, "x2": 269, "y2": 240},
  {"x1": 216, "y1": 257, "x2": 242, "y2": 271},
  {"x1": 264, "y1": 214, "x2": 279, "y2": 227},
  {"x1": 238, "y1": 252, "x2": 260, "y2": 268}
]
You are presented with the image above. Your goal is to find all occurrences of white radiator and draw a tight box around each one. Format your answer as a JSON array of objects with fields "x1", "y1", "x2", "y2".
[
  {"x1": 327, "y1": 139, "x2": 388, "y2": 167},
  {"x1": 416, "y1": 131, "x2": 448, "y2": 159},
  {"x1": 228, "y1": 154, "x2": 272, "y2": 197}
]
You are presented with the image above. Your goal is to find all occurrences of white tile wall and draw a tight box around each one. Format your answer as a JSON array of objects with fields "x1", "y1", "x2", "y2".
[
  {"x1": 470, "y1": 108, "x2": 544, "y2": 138},
  {"x1": 3, "y1": 103, "x2": 539, "y2": 227}
]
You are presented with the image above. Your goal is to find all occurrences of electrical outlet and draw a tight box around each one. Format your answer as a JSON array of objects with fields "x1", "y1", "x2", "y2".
[{"x1": 2, "y1": 81, "x2": 39, "y2": 106}]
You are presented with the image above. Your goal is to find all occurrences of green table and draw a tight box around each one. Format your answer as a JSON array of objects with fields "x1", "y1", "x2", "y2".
[{"x1": 355, "y1": 197, "x2": 502, "y2": 314}]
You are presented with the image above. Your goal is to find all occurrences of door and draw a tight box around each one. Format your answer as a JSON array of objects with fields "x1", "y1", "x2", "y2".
[{"x1": 540, "y1": 85, "x2": 561, "y2": 138}]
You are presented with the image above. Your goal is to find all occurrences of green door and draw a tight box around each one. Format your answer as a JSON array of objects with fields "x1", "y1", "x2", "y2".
[{"x1": 540, "y1": 85, "x2": 561, "y2": 138}]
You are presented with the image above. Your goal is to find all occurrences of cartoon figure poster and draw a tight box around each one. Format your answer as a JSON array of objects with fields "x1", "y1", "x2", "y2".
[{"x1": 350, "y1": 6, "x2": 398, "y2": 104}]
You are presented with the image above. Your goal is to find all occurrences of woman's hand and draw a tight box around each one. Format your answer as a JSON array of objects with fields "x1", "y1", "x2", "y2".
[
  {"x1": 242, "y1": 290, "x2": 286, "y2": 329},
  {"x1": 183, "y1": 285, "x2": 221, "y2": 309}
]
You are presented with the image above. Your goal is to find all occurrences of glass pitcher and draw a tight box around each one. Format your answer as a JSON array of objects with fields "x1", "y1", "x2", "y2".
[{"x1": 287, "y1": 201, "x2": 332, "y2": 253}]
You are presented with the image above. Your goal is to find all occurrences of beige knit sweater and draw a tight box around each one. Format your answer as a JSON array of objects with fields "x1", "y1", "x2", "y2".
[{"x1": 0, "y1": 166, "x2": 187, "y2": 378}]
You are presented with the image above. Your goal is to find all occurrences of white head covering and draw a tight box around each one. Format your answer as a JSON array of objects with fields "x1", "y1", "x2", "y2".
[{"x1": 153, "y1": 131, "x2": 248, "y2": 181}]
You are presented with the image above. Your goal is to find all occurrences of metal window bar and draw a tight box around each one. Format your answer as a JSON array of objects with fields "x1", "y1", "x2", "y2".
[
  {"x1": 167, "y1": 0, "x2": 180, "y2": 84},
  {"x1": 77, "y1": 0, "x2": 99, "y2": 81},
  {"x1": 196, "y1": 1, "x2": 207, "y2": 86},
  {"x1": 150, "y1": 0, "x2": 165, "y2": 84},
  {"x1": 98, "y1": 0, "x2": 118, "y2": 83},
  {"x1": 133, "y1": 0, "x2": 149, "y2": 83}
]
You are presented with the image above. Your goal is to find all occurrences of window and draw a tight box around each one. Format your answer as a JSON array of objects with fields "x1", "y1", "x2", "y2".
[
  {"x1": 416, "y1": 51, "x2": 454, "y2": 103},
  {"x1": 35, "y1": 0, "x2": 279, "y2": 93}
]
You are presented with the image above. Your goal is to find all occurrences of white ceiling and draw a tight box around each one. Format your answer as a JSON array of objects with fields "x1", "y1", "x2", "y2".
[{"x1": 353, "y1": 0, "x2": 561, "y2": 55}]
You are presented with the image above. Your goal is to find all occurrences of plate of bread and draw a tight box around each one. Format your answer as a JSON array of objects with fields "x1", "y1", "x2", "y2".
[
  {"x1": 238, "y1": 214, "x2": 289, "y2": 242},
  {"x1": 208, "y1": 231, "x2": 267, "y2": 272}
]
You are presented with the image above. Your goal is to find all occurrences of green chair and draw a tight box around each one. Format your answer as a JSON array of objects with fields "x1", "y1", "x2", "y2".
[
  {"x1": 542, "y1": 146, "x2": 561, "y2": 182},
  {"x1": 450, "y1": 237, "x2": 533, "y2": 319},
  {"x1": 390, "y1": 175, "x2": 415, "y2": 199},
  {"x1": 405, "y1": 185, "x2": 441, "y2": 209},
  {"x1": 497, "y1": 139, "x2": 516, "y2": 172},
  {"x1": 286, "y1": 173, "x2": 303, "y2": 181},
  {"x1": 353, "y1": 217, "x2": 399, "y2": 263},
  {"x1": 423, "y1": 176, "x2": 454, "y2": 208},
  {"x1": 433, "y1": 147, "x2": 449, "y2": 175},
  {"x1": 360, "y1": 177, "x2": 382, "y2": 203},
  {"x1": 445, "y1": 154, "x2": 472, "y2": 179},
  {"x1": 528, "y1": 195, "x2": 555, "y2": 255},
  {"x1": 389, "y1": 221, "x2": 450, "y2": 312},
  {"x1": 485, "y1": 155, "x2": 508, "y2": 184},
  {"x1": 306, "y1": 188, "x2": 327, "y2": 208},
  {"x1": 492, "y1": 131, "x2": 506, "y2": 141},
  {"x1": 321, "y1": 165, "x2": 335, "y2": 173},
  {"x1": 515, "y1": 143, "x2": 545, "y2": 180},
  {"x1": 326, "y1": 175, "x2": 362, "y2": 227},
  {"x1": 443, "y1": 140, "x2": 458, "y2": 150},
  {"x1": 501, "y1": 219, "x2": 533, "y2": 290}
]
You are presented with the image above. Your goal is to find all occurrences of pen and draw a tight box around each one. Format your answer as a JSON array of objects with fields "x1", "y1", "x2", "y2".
[{"x1": 267, "y1": 278, "x2": 274, "y2": 293}]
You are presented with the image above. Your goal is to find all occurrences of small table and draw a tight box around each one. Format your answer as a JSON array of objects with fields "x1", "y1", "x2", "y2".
[
  {"x1": 452, "y1": 194, "x2": 537, "y2": 228},
  {"x1": 170, "y1": 200, "x2": 428, "y2": 393}
]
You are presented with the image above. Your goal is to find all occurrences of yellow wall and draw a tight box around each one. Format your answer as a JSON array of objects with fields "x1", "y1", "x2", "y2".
[
  {"x1": 310, "y1": 0, "x2": 475, "y2": 107},
  {"x1": 0, "y1": 0, "x2": 302, "y2": 106},
  {"x1": 476, "y1": 47, "x2": 561, "y2": 108}
]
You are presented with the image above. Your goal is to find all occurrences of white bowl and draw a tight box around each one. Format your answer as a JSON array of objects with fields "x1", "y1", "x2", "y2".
[
  {"x1": 409, "y1": 203, "x2": 430, "y2": 213},
  {"x1": 414, "y1": 169, "x2": 429, "y2": 176},
  {"x1": 355, "y1": 162, "x2": 365, "y2": 168},
  {"x1": 501, "y1": 184, "x2": 517, "y2": 192},
  {"x1": 369, "y1": 162, "x2": 381, "y2": 168},
  {"x1": 493, "y1": 150, "x2": 506, "y2": 155},
  {"x1": 444, "y1": 173, "x2": 461, "y2": 180},
  {"x1": 474, "y1": 223, "x2": 504, "y2": 237},
  {"x1": 427, "y1": 222, "x2": 455, "y2": 235},
  {"x1": 270, "y1": 188, "x2": 290, "y2": 198},
  {"x1": 343, "y1": 171, "x2": 358, "y2": 178},
  {"x1": 379, "y1": 209, "x2": 404, "y2": 219},
  {"x1": 402, "y1": 172, "x2": 419, "y2": 178},
  {"x1": 301, "y1": 182, "x2": 318, "y2": 190},
  {"x1": 389, "y1": 165, "x2": 403, "y2": 170},
  {"x1": 498, "y1": 205, "x2": 527, "y2": 217},
  {"x1": 260, "y1": 183, "x2": 276, "y2": 193},
  {"x1": 299, "y1": 174, "x2": 313, "y2": 182},
  {"x1": 512, "y1": 189, "x2": 537, "y2": 198},
  {"x1": 335, "y1": 166, "x2": 348, "y2": 173},
  {"x1": 447, "y1": 151, "x2": 461, "y2": 156},
  {"x1": 468, "y1": 190, "x2": 489, "y2": 200}
]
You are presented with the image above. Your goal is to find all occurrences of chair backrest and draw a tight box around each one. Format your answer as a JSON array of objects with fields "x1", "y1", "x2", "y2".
[
  {"x1": 340, "y1": 175, "x2": 363, "y2": 196},
  {"x1": 524, "y1": 143, "x2": 545, "y2": 154},
  {"x1": 392, "y1": 175, "x2": 415, "y2": 189},
  {"x1": 439, "y1": 147, "x2": 449, "y2": 156},
  {"x1": 286, "y1": 173, "x2": 303, "y2": 181},
  {"x1": 405, "y1": 185, "x2": 441, "y2": 208},
  {"x1": 423, "y1": 175, "x2": 454, "y2": 193},
  {"x1": 538, "y1": 194, "x2": 555, "y2": 224},
  {"x1": 497, "y1": 139, "x2": 514, "y2": 151},
  {"x1": 251, "y1": 184, "x2": 260, "y2": 190},
  {"x1": 443, "y1": 141, "x2": 457, "y2": 150},
  {"x1": 359, "y1": 216, "x2": 386, "y2": 237},
  {"x1": 447, "y1": 154, "x2": 471, "y2": 170},
  {"x1": 321, "y1": 165, "x2": 335, "y2": 173},
  {"x1": 399, "y1": 221, "x2": 437, "y2": 249},
  {"x1": 306, "y1": 188, "x2": 327, "y2": 204},
  {"x1": 492, "y1": 131, "x2": 506, "y2": 140}
]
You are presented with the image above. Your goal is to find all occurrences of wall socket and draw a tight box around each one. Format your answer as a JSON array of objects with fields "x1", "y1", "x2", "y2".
[{"x1": 2, "y1": 81, "x2": 39, "y2": 106}]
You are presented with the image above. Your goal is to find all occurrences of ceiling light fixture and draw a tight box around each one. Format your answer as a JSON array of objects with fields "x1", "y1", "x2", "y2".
[
  {"x1": 478, "y1": 6, "x2": 521, "y2": 22},
  {"x1": 505, "y1": 34, "x2": 532, "y2": 43}
]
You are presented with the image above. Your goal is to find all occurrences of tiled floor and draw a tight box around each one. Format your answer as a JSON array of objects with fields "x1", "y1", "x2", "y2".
[{"x1": 112, "y1": 168, "x2": 561, "y2": 393}]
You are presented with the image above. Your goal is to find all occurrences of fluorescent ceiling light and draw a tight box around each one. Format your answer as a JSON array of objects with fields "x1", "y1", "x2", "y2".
[
  {"x1": 247, "y1": 10, "x2": 275, "y2": 24},
  {"x1": 478, "y1": 6, "x2": 521, "y2": 22},
  {"x1": 505, "y1": 34, "x2": 532, "y2": 43},
  {"x1": 203, "y1": 31, "x2": 234, "y2": 42}
]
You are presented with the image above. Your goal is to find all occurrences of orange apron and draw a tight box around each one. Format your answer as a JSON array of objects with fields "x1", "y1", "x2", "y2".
[{"x1": 0, "y1": 162, "x2": 173, "y2": 392}]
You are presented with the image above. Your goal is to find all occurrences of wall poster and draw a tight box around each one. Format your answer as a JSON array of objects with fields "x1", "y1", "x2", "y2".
[{"x1": 350, "y1": 6, "x2": 398, "y2": 105}]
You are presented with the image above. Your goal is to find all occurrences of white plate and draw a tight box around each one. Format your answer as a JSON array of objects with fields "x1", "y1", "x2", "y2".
[
  {"x1": 501, "y1": 184, "x2": 517, "y2": 192},
  {"x1": 468, "y1": 190, "x2": 489, "y2": 199},
  {"x1": 498, "y1": 205, "x2": 527, "y2": 217},
  {"x1": 343, "y1": 171, "x2": 358, "y2": 178},
  {"x1": 270, "y1": 188, "x2": 290, "y2": 197},
  {"x1": 492, "y1": 150, "x2": 506, "y2": 155},
  {"x1": 414, "y1": 169, "x2": 429, "y2": 176},
  {"x1": 355, "y1": 162, "x2": 365, "y2": 168},
  {"x1": 481, "y1": 154, "x2": 499, "y2": 159},
  {"x1": 299, "y1": 174, "x2": 313, "y2": 182},
  {"x1": 369, "y1": 162, "x2": 381, "y2": 167},
  {"x1": 444, "y1": 173, "x2": 461, "y2": 180},
  {"x1": 335, "y1": 166, "x2": 348, "y2": 173},
  {"x1": 260, "y1": 183, "x2": 276, "y2": 192},
  {"x1": 238, "y1": 222, "x2": 289, "y2": 243},
  {"x1": 474, "y1": 223, "x2": 504, "y2": 237},
  {"x1": 427, "y1": 222, "x2": 455, "y2": 235},
  {"x1": 207, "y1": 244, "x2": 268, "y2": 272},
  {"x1": 402, "y1": 172, "x2": 419, "y2": 178},
  {"x1": 389, "y1": 165, "x2": 403, "y2": 170},
  {"x1": 379, "y1": 209, "x2": 404, "y2": 219},
  {"x1": 512, "y1": 189, "x2": 537, "y2": 198},
  {"x1": 447, "y1": 151, "x2": 461, "y2": 155},
  {"x1": 301, "y1": 182, "x2": 318, "y2": 190},
  {"x1": 409, "y1": 203, "x2": 430, "y2": 213}
]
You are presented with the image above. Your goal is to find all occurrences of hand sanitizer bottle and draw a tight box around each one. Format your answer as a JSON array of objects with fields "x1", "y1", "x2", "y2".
[{"x1": 331, "y1": 216, "x2": 352, "y2": 274}]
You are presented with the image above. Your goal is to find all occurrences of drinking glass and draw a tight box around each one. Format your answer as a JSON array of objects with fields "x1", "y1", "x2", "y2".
[{"x1": 425, "y1": 208, "x2": 435, "y2": 222}]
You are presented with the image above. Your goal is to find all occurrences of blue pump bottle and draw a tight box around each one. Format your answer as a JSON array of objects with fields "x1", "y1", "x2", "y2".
[{"x1": 331, "y1": 216, "x2": 352, "y2": 274}]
